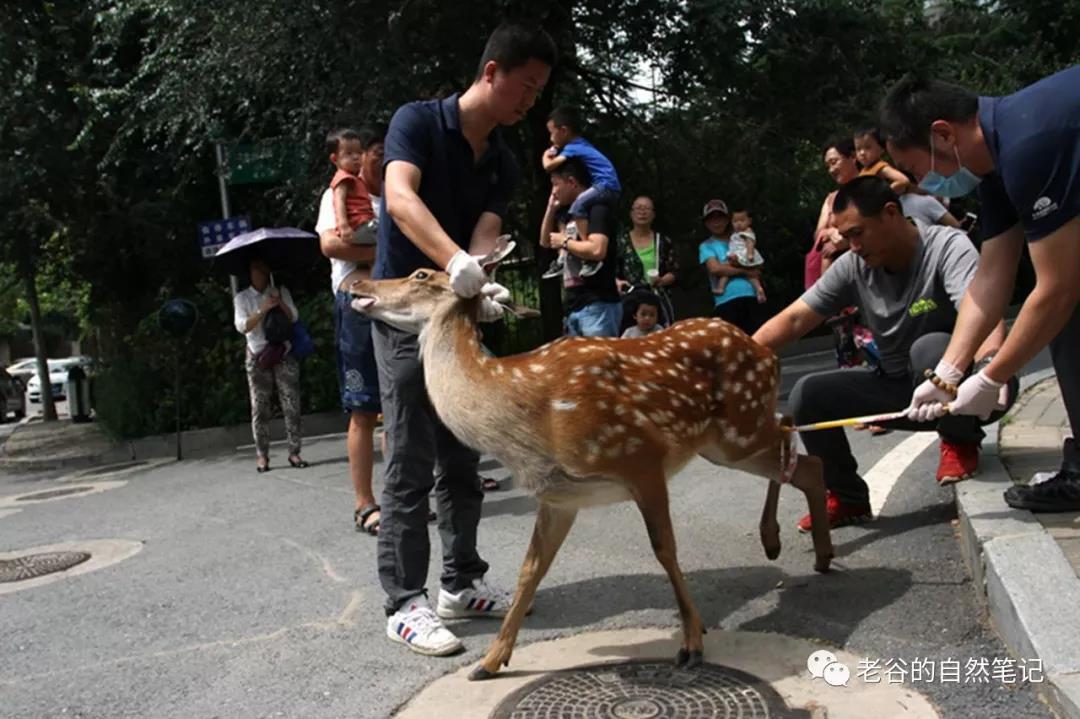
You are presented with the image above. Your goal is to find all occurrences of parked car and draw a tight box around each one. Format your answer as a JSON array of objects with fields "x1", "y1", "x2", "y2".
[
  {"x1": 27, "y1": 359, "x2": 76, "y2": 403},
  {"x1": 0, "y1": 367, "x2": 27, "y2": 422},
  {"x1": 5, "y1": 357, "x2": 38, "y2": 386},
  {"x1": 25, "y1": 356, "x2": 94, "y2": 404}
]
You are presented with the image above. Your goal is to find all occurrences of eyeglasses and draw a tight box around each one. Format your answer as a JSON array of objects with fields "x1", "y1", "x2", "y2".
[{"x1": 632, "y1": 205, "x2": 654, "y2": 211}]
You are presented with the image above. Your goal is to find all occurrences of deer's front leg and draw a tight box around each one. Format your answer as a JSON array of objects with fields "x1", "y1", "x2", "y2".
[
  {"x1": 631, "y1": 474, "x2": 706, "y2": 668},
  {"x1": 470, "y1": 503, "x2": 577, "y2": 681}
]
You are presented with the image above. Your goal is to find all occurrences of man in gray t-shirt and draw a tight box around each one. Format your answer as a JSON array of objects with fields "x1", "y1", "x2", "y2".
[
  {"x1": 803, "y1": 217, "x2": 976, "y2": 376},
  {"x1": 753, "y1": 177, "x2": 1014, "y2": 531}
]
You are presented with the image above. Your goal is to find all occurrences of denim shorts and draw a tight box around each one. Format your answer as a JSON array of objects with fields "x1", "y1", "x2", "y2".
[{"x1": 334, "y1": 290, "x2": 381, "y2": 413}]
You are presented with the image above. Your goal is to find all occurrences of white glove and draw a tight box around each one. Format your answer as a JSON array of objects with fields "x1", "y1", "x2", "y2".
[
  {"x1": 949, "y1": 370, "x2": 1006, "y2": 420},
  {"x1": 476, "y1": 282, "x2": 511, "y2": 323},
  {"x1": 477, "y1": 297, "x2": 506, "y2": 323},
  {"x1": 907, "y1": 360, "x2": 963, "y2": 423},
  {"x1": 481, "y1": 281, "x2": 511, "y2": 304},
  {"x1": 446, "y1": 249, "x2": 486, "y2": 298}
]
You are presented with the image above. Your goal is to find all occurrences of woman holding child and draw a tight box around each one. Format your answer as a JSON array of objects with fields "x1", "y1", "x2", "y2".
[
  {"x1": 807, "y1": 136, "x2": 860, "y2": 288},
  {"x1": 615, "y1": 195, "x2": 679, "y2": 329}
]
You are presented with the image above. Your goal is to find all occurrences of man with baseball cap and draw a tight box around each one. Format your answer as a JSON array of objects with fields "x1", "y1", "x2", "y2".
[{"x1": 699, "y1": 198, "x2": 762, "y2": 333}]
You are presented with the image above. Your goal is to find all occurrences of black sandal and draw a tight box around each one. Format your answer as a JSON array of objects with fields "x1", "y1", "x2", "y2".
[
  {"x1": 288, "y1": 455, "x2": 309, "y2": 468},
  {"x1": 355, "y1": 505, "x2": 380, "y2": 535},
  {"x1": 256, "y1": 460, "x2": 270, "y2": 473}
]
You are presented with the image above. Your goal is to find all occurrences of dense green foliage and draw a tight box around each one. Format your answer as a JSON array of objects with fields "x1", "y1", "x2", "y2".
[{"x1": 2, "y1": 0, "x2": 1076, "y2": 436}]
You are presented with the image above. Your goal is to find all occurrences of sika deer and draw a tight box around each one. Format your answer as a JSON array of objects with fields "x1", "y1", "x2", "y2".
[{"x1": 348, "y1": 246, "x2": 833, "y2": 680}]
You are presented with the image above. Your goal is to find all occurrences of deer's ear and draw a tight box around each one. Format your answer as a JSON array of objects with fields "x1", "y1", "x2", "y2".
[
  {"x1": 501, "y1": 301, "x2": 541, "y2": 319},
  {"x1": 480, "y1": 236, "x2": 515, "y2": 274}
]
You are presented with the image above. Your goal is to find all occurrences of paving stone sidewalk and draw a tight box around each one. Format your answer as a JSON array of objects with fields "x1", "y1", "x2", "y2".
[
  {"x1": 0, "y1": 418, "x2": 121, "y2": 471},
  {"x1": 999, "y1": 378, "x2": 1080, "y2": 578}
]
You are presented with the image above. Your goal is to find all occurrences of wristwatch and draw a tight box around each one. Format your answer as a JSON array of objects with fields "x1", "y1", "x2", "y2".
[{"x1": 561, "y1": 237, "x2": 570, "y2": 251}]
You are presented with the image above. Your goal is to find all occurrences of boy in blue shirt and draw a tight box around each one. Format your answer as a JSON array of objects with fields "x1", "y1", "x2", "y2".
[{"x1": 541, "y1": 106, "x2": 621, "y2": 279}]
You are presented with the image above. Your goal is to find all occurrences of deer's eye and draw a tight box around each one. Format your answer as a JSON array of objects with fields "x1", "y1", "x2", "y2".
[{"x1": 415, "y1": 271, "x2": 429, "y2": 280}]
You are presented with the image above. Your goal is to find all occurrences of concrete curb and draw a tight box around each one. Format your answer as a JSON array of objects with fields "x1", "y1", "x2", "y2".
[{"x1": 954, "y1": 368, "x2": 1080, "y2": 719}]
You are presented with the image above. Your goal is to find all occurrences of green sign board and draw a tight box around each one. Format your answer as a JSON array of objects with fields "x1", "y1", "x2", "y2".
[{"x1": 223, "y1": 140, "x2": 302, "y2": 185}]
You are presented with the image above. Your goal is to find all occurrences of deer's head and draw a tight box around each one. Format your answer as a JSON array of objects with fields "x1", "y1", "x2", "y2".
[
  {"x1": 348, "y1": 238, "x2": 537, "y2": 334},
  {"x1": 349, "y1": 268, "x2": 457, "y2": 334}
]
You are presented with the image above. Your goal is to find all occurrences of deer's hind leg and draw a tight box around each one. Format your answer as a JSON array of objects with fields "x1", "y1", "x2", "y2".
[
  {"x1": 700, "y1": 432, "x2": 833, "y2": 573},
  {"x1": 628, "y1": 467, "x2": 706, "y2": 668},
  {"x1": 697, "y1": 438, "x2": 781, "y2": 563},
  {"x1": 760, "y1": 482, "x2": 782, "y2": 561},
  {"x1": 470, "y1": 502, "x2": 576, "y2": 681}
]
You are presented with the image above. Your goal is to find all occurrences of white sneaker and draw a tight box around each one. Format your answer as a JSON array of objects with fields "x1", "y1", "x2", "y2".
[
  {"x1": 386, "y1": 595, "x2": 463, "y2": 656},
  {"x1": 436, "y1": 577, "x2": 515, "y2": 619}
]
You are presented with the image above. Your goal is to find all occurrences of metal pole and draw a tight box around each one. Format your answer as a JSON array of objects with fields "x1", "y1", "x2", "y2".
[
  {"x1": 175, "y1": 350, "x2": 182, "y2": 461},
  {"x1": 215, "y1": 142, "x2": 239, "y2": 296}
]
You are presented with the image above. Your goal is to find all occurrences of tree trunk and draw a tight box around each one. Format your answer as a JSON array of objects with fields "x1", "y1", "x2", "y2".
[
  {"x1": 21, "y1": 258, "x2": 57, "y2": 422},
  {"x1": 532, "y1": 1, "x2": 577, "y2": 343}
]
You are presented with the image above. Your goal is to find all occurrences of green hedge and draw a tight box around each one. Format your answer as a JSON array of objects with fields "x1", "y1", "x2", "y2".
[{"x1": 95, "y1": 282, "x2": 340, "y2": 440}]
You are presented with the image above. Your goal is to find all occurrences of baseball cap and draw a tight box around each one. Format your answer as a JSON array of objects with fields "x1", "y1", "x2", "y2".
[{"x1": 702, "y1": 199, "x2": 729, "y2": 218}]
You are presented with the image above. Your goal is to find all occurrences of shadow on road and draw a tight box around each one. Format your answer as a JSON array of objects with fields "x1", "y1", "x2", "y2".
[
  {"x1": 449, "y1": 565, "x2": 912, "y2": 651},
  {"x1": 831, "y1": 500, "x2": 957, "y2": 558}
]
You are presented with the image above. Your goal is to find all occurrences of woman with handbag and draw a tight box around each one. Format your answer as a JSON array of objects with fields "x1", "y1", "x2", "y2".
[{"x1": 233, "y1": 258, "x2": 307, "y2": 472}]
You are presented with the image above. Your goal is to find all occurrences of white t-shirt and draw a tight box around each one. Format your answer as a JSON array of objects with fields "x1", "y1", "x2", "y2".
[
  {"x1": 899, "y1": 194, "x2": 949, "y2": 226},
  {"x1": 317, "y1": 188, "x2": 381, "y2": 293},
  {"x1": 233, "y1": 285, "x2": 299, "y2": 354}
]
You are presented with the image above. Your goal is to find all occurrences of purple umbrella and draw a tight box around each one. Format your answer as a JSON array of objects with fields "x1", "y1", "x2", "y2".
[{"x1": 213, "y1": 227, "x2": 322, "y2": 276}]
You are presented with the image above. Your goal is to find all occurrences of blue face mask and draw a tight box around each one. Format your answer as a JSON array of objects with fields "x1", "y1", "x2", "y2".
[{"x1": 919, "y1": 141, "x2": 982, "y2": 198}]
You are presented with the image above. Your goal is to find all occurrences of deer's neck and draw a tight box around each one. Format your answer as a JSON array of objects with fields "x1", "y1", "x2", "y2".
[{"x1": 418, "y1": 300, "x2": 507, "y2": 452}]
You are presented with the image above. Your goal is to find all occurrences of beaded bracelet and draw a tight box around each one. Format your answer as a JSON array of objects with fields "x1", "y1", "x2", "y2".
[{"x1": 924, "y1": 368, "x2": 959, "y2": 396}]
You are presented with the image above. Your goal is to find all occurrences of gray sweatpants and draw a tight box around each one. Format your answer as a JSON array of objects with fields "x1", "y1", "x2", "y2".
[
  {"x1": 790, "y1": 332, "x2": 1013, "y2": 506},
  {"x1": 372, "y1": 321, "x2": 489, "y2": 615}
]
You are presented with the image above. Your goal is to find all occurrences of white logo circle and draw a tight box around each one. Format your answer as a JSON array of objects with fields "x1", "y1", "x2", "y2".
[
  {"x1": 823, "y1": 661, "x2": 851, "y2": 687},
  {"x1": 806, "y1": 649, "x2": 837, "y2": 678}
]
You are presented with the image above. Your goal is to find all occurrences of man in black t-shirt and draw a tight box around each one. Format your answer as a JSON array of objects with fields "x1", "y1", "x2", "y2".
[{"x1": 539, "y1": 158, "x2": 622, "y2": 336}]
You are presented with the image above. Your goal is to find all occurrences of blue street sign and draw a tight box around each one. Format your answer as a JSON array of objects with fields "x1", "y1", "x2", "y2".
[{"x1": 197, "y1": 216, "x2": 251, "y2": 258}]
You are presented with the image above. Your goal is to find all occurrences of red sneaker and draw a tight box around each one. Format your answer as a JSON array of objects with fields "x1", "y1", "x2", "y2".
[
  {"x1": 797, "y1": 491, "x2": 872, "y2": 533},
  {"x1": 936, "y1": 440, "x2": 979, "y2": 485}
]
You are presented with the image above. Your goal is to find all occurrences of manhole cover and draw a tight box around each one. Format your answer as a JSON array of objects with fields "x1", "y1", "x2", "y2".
[
  {"x1": 0, "y1": 551, "x2": 92, "y2": 583},
  {"x1": 15, "y1": 486, "x2": 95, "y2": 501},
  {"x1": 492, "y1": 660, "x2": 810, "y2": 718}
]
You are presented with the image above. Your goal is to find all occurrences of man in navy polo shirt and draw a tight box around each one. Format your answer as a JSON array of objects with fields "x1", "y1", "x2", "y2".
[
  {"x1": 881, "y1": 67, "x2": 1080, "y2": 512},
  {"x1": 372, "y1": 22, "x2": 557, "y2": 657}
]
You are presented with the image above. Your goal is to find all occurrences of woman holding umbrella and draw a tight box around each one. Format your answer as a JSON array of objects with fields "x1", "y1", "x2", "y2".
[{"x1": 223, "y1": 234, "x2": 314, "y2": 472}]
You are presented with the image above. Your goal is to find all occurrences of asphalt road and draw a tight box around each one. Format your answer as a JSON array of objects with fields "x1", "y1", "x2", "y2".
[{"x1": 0, "y1": 349, "x2": 1057, "y2": 719}]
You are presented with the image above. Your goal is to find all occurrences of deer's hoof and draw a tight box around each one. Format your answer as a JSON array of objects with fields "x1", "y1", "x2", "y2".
[
  {"x1": 760, "y1": 524, "x2": 781, "y2": 560},
  {"x1": 675, "y1": 649, "x2": 703, "y2": 668},
  {"x1": 814, "y1": 552, "x2": 834, "y2": 573},
  {"x1": 469, "y1": 665, "x2": 497, "y2": 681}
]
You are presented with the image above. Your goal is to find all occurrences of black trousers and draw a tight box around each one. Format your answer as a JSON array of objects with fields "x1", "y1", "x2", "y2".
[
  {"x1": 712, "y1": 296, "x2": 763, "y2": 335},
  {"x1": 372, "y1": 321, "x2": 488, "y2": 615},
  {"x1": 789, "y1": 332, "x2": 1010, "y2": 506}
]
